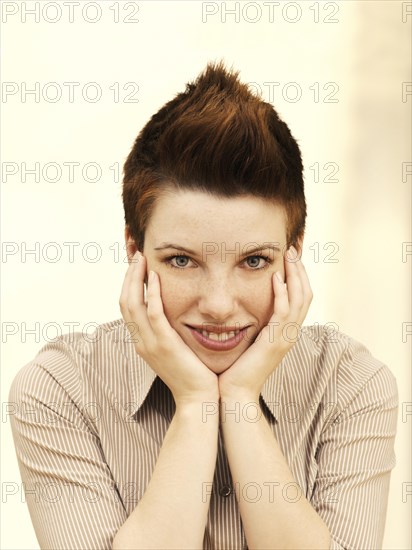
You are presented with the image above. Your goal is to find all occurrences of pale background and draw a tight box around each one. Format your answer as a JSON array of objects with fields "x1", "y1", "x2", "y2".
[{"x1": 1, "y1": 1, "x2": 411, "y2": 548}]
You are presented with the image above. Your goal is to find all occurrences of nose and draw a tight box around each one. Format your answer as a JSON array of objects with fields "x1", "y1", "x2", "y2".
[{"x1": 197, "y1": 274, "x2": 238, "y2": 321}]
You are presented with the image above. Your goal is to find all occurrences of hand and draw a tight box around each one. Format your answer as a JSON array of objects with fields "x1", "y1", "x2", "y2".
[
  {"x1": 119, "y1": 251, "x2": 219, "y2": 407},
  {"x1": 218, "y1": 246, "x2": 313, "y2": 400}
]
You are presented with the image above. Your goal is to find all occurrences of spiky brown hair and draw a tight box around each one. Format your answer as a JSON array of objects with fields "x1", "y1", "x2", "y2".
[{"x1": 122, "y1": 59, "x2": 306, "y2": 252}]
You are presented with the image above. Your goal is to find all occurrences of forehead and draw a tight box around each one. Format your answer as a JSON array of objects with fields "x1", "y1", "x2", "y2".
[{"x1": 146, "y1": 188, "x2": 287, "y2": 243}]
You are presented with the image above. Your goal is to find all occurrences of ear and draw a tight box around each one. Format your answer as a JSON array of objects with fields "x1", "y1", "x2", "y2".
[{"x1": 124, "y1": 225, "x2": 138, "y2": 264}]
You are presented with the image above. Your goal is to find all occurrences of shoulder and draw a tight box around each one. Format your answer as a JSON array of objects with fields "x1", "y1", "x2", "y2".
[
  {"x1": 297, "y1": 324, "x2": 398, "y2": 416},
  {"x1": 8, "y1": 318, "x2": 129, "y2": 413}
]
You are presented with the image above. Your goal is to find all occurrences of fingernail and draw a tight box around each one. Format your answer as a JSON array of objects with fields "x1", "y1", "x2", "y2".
[
  {"x1": 149, "y1": 270, "x2": 155, "y2": 282},
  {"x1": 287, "y1": 246, "x2": 297, "y2": 260}
]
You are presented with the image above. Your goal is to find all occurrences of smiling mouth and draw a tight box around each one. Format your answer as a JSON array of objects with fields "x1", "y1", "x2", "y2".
[
  {"x1": 187, "y1": 324, "x2": 253, "y2": 342},
  {"x1": 191, "y1": 327, "x2": 241, "y2": 341},
  {"x1": 186, "y1": 323, "x2": 255, "y2": 351}
]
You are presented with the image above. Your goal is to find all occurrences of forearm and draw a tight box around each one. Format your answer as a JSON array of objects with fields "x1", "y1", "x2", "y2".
[
  {"x1": 113, "y1": 398, "x2": 219, "y2": 550},
  {"x1": 220, "y1": 392, "x2": 331, "y2": 550}
]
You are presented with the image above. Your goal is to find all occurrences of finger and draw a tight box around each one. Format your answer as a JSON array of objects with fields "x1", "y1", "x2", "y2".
[
  {"x1": 119, "y1": 251, "x2": 140, "y2": 311},
  {"x1": 255, "y1": 272, "x2": 288, "y2": 352},
  {"x1": 120, "y1": 252, "x2": 143, "y2": 314},
  {"x1": 130, "y1": 251, "x2": 147, "y2": 306},
  {"x1": 294, "y1": 258, "x2": 313, "y2": 325},
  {"x1": 272, "y1": 270, "x2": 290, "y2": 319},
  {"x1": 145, "y1": 271, "x2": 175, "y2": 336},
  {"x1": 295, "y1": 257, "x2": 313, "y2": 301},
  {"x1": 121, "y1": 252, "x2": 153, "y2": 342},
  {"x1": 284, "y1": 249, "x2": 304, "y2": 321}
]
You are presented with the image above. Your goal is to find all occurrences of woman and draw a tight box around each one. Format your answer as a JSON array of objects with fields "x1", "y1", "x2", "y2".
[{"x1": 9, "y1": 60, "x2": 398, "y2": 550}]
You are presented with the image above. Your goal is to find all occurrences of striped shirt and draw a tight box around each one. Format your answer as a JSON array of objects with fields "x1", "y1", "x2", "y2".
[{"x1": 9, "y1": 318, "x2": 398, "y2": 550}]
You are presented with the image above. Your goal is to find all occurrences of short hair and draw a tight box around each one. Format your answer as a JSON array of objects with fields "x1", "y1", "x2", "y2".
[{"x1": 122, "y1": 59, "x2": 306, "y2": 252}]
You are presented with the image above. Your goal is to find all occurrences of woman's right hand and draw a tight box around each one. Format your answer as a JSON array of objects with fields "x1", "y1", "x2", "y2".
[{"x1": 119, "y1": 251, "x2": 220, "y2": 408}]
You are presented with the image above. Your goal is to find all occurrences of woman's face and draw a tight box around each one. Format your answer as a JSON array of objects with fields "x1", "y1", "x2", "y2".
[{"x1": 126, "y1": 188, "x2": 290, "y2": 374}]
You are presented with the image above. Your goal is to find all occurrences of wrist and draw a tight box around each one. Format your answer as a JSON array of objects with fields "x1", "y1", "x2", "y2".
[
  {"x1": 219, "y1": 387, "x2": 260, "y2": 403},
  {"x1": 219, "y1": 392, "x2": 263, "y2": 426},
  {"x1": 173, "y1": 378, "x2": 220, "y2": 407},
  {"x1": 174, "y1": 393, "x2": 220, "y2": 422}
]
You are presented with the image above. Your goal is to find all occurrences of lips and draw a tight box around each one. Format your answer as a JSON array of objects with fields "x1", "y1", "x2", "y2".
[
  {"x1": 188, "y1": 324, "x2": 249, "y2": 334},
  {"x1": 186, "y1": 324, "x2": 252, "y2": 351},
  {"x1": 192, "y1": 327, "x2": 240, "y2": 341}
]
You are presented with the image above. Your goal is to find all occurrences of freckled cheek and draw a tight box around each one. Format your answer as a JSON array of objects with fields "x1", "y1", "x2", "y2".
[
  {"x1": 157, "y1": 276, "x2": 196, "y2": 321},
  {"x1": 247, "y1": 286, "x2": 274, "y2": 325}
]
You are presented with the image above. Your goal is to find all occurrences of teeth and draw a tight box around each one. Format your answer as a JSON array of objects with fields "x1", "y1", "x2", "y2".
[{"x1": 201, "y1": 330, "x2": 239, "y2": 341}]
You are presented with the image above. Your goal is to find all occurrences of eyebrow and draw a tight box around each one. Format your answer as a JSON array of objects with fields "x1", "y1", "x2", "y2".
[
  {"x1": 154, "y1": 243, "x2": 197, "y2": 254},
  {"x1": 153, "y1": 243, "x2": 282, "y2": 256}
]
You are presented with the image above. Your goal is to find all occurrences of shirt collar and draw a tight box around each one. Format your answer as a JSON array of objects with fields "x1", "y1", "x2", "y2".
[{"x1": 126, "y1": 348, "x2": 158, "y2": 420}]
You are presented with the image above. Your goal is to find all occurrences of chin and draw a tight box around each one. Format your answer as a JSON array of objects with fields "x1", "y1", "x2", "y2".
[
  {"x1": 204, "y1": 362, "x2": 232, "y2": 375},
  {"x1": 195, "y1": 350, "x2": 241, "y2": 374}
]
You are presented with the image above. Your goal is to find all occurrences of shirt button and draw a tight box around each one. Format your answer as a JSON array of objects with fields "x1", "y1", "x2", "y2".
[{"x1": 219, "y1": 484, "x2": 232, "y2": 497}]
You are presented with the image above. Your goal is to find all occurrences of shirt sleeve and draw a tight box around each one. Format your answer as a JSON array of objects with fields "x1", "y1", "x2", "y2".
[
  {"x1": 310, "y1": 344, "x2": 398, "y2": 550},
  {"x1": 8, "y1": 349, "x2": 128, "y2": 550}
]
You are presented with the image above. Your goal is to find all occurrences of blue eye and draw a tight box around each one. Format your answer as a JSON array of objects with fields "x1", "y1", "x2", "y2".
[
  {"x1": 163, "y1": 254, "x2": 272, "y2": 270},
  {"x1": 244, "y1": 255, "x2": 272, "y2": 270},
  {"x1": 164, "y1": 255, "x2": 193, "y2": 269}
]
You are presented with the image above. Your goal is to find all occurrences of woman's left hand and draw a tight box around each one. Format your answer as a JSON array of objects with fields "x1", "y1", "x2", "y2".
[{"x1": 218, "y1": 246, "x2": 313, "y2": 400}]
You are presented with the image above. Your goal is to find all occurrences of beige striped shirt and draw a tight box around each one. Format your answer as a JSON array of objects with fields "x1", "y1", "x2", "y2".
[{"x1": 9, "y1": 319, "x2": 398, "y2": 550}]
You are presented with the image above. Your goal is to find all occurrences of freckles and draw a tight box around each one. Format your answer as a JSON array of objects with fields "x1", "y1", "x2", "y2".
[
  {"x1": 158, "y1": 275, "x2": 193, "y2": 316},
  {"x1": 243, "y1": 283, "x2": 271, "y2": 312},
  {"x1": 253, "y1": 280, "x2": 275, "y2": 317}
]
